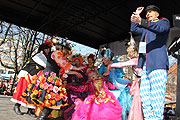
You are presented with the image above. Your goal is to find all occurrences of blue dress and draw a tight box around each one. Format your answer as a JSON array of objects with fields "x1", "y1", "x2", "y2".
[{"x1": 98, "y1": 59, "x2": 132, "y2": 120}]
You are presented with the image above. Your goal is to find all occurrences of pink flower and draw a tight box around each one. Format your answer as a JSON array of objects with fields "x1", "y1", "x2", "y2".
[
  {"x1": 53, "y1": 86, "x2": 59, "y2": 93},
  {"x1": 43, "y1": 83, "x2": 49, "y2": 90},
  {"x1": 48, "y1": 84, "x2": 53, "y2": 91},
  {"x1": 45, "y1": 72, "x2": 49, "y2": 76},
  {"x1": 50, "y1": 72, "x2": 56, "y2": 77}
]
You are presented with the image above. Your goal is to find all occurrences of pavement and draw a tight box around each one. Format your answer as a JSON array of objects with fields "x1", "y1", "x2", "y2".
[{"x1": 0, "y1": 95, "x2": 36, "y2": 120}]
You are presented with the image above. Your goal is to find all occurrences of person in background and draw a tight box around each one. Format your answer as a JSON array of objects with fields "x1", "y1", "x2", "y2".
[
  {"x1": 66, "y1": 69, "x2": 123, "y2": 120},
  {"x1": 63, "y1": 54, "x2": 88, "y2": 120},
  {"x1": 109, "y1": 33, "x2": 143, "y2": 120},
  {"x1": 131, "y1": 5, "x2": 170, "y2": 120},
  {"x1": 99, "y1": 48, "x2": 132, "y2": 120}
]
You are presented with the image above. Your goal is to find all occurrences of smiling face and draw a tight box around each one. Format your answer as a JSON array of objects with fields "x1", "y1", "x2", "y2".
[
  {"x1": 146, "y1": 10, "x2": 159, "y2": 21},
  {"x1": 88, "y1": 57, "x2": 94, "y2": 65}
]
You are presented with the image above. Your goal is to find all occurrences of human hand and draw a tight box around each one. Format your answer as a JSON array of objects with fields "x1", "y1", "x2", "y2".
[
  {"x1": 103, "y1": 72, "x2": 109, "y2": 76},
  {"x1": 131, "y1": 12, "x2": 142, "y2": 24},
  {"x1": 135, "y1": 7, "x2": 144, "y2": 15},
  {"x1": 75, "y1": 72, "x2": 83, "y2": 78}
]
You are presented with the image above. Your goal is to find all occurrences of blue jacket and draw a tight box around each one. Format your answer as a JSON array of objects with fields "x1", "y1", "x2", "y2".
[{"x1": 131, "y1": 18, "x2": 170, "y2": 70}]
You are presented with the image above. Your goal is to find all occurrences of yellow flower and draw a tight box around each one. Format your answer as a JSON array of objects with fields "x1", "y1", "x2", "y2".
[
  {"x1": 28, "y1": 84, "x2": 32, "y2": 88},
  {"x1": 33, "y1": 90, "x2": 38, "y2": 95},
  {"x1": 27, "y1": 88, "x2": 30, "y2": 91},
  {"x1": 22, "y1": 92, "x2": 27, "y2": 96}
]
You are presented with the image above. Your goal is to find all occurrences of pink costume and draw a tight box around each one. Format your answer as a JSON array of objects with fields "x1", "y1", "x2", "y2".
[
  {"x1": 111, "y1": 58, "x2": 143, "y2": 120},
  {"x1": 66, "y1": 77, "x2": 122, "y2": 120}
]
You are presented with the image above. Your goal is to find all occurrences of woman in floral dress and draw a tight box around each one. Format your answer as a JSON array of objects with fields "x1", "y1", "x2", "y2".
[{"x1": 21, "y1": 41, "x2": 85, "y2": 120}]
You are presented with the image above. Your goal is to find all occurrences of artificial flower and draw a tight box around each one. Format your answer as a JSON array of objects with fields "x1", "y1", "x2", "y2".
[
  {"x1": 44, "y1": 72, "x2": 49, "y2": 76},
  {"x1": 31, "y1": 80, "x2": 37, "y2": 84},
  {"x1": 53, "y1": 86, "x2": 59, "y2": 93},
  {"x1": 28, "y1": 84, "x2": 32, "y2": 88},
  {"x1": 33, "y1": 90, "x2": 39, "y2": 95},
  {"x1": 47, "y1": 77, "x2": 54, "y2": 83},
  {"x1": 55, "y1": 93, "x2": 61, "y2": 101},
  {"x1": 44, "y1": 100, "x2": 51, "y2": 107},
  {"x1": 32, "y1": 75, "x2": 38, "y2": 80},
  {"x1": 50, "y1": 72, "x2": 56, "y2": 77},
  {"x1": 43, "y1": 83, "x2": 49, "y2": 90},
  {"x1": 49, "y1": 84, "x2": 53, "y2": 90},
  {"x1": 22, "y1": 92, "x2": 27, "y2": 96}
]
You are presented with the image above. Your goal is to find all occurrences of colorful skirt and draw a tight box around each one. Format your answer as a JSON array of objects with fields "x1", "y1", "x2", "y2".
[
  {"x1": 11, "y1": 73, "x2": 35, "y2": 109},
  {"x1": 71, "y1": 90, "x2": 122, "y2": 120},
  {"x1": 21, "y1": 70, "x2": 68, "y2": 109}
]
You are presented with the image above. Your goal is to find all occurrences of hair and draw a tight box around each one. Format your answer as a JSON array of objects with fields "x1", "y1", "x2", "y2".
[
  {"x1": 101, "y1": 50, "x2": 113, "y2": 61},
  {"x1": 126, "y1": 46, "x2": 138, "y2": 58}
]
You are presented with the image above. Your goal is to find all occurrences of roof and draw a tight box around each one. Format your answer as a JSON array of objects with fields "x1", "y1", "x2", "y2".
[{"x1": 0, "y1": 0, "x2": 179, "y2": 49}]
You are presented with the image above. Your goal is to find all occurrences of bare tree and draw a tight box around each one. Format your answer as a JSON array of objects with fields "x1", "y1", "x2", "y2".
[{"x1": 0, "y1": 21, "x2": 52, "y2": 93}]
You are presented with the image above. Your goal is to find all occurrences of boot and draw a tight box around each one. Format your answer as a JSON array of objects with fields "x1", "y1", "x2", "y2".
[
  {"x1": 27, "y1": 108, "x2": 36, "y2": 117},
  {"x1": 36, "y1": 107, "x2": 52, "y2": 120},
  {"x1": 13, "y1": 103, "x2": 23, "y2": 115}
]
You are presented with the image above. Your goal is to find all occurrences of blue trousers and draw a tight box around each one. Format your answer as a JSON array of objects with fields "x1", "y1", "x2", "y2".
[{"x1": 140, "y1": 66, "x2": 168, "y2": 120}]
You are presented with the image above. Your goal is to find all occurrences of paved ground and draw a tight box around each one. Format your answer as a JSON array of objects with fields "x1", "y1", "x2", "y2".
[{"x1": 0, "y1": 95, "x2": 36, "y2": 120}]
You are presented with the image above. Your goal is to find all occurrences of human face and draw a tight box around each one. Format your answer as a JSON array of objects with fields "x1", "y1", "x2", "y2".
[
  {"x1": 88, "y1": 58, "x2": 94, "y2": 65},
  {"x1": 44, "y1": 48, "x2": 50, "y2": 55},
  {"x1": 128, "y1": 53, "x2": 133, "y2": 59},
  {"x1": 102, "y1": 57, "x2": 109, "y2": 65},
  {"x1": 146, "y1": 10, "x2": 159, "y2": 21},
  {"x1": 88, "y1": 72, "x2": 97, "y2": 80},
  {"x1": 74, "y1": 59, "x2": 80, "y2": 67}
]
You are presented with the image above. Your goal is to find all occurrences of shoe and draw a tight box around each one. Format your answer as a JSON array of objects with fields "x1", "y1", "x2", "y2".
[
  {"x1": 27, "y1": 108, "x2": 36, "y2": 117},
  {"x1": 13, "y1": 103, "x2": 23, "y2": 115},
  {"x1": 36, "y1": 107, "x2": 52, "y2": 120}
]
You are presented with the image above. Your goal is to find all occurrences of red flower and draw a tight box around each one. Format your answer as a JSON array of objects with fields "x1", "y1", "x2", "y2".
[
  {"x1": 50, "y1": 92, "x2": 55, "y2": 99},
  {"x1": 44, "y1": 100, "x2": 51, "y2": 107},
  {"x1": 55, "y1": 93, "x2": 61, "y2": 101},
  {"x1": 48, "y1": 77, "x2": 54, "y2": 83}
]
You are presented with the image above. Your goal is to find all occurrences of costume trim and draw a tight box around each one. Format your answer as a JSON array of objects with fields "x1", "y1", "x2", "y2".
[
  {"x1": 32, "y1": 53, "x2": 47, "y2": 68},
  {"x1": 10, "y1": 98, "x2": 36, "y2": 109},
  {"x1": 17, "y1": 70, "x2": 32, "y2": 79}
]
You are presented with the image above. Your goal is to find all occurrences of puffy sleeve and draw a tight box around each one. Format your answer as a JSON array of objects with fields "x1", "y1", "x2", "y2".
[
  {"x1": 51, "y1": 50, "x2": 73, "y2": 73},
  {"x1": 66, "y1": 84, "x2": 88, "y2": 92},
  {"x1": 111, "y1": 58, "x2": 138, "y2": 68}
]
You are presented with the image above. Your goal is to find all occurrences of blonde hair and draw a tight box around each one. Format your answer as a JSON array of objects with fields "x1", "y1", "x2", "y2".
[{"x1": 126, "y1": 46, "x2": 138, "y2": 58}]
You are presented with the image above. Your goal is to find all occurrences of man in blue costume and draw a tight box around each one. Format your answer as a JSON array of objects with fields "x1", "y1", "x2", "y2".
[
  {"x1": 131, "y1": 5, "x2": 170, "y2": 120},
  {"x1": 98, "y1": 48, "x2": 132, "y2": 120}
]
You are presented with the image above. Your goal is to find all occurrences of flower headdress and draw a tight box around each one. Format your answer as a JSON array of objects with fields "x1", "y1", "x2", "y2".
[
  {"x1": 101, "y1": 47, "x2": 113, "y2": 61},
  {"x1": 87, "y1": 54, "x2": 96, "y2": 61},
  {"x1": 71, "y1": 54, "x2": 83, "y2": 65},
  {"x1": 38, "y1": 40, "x2": 53, "y2": 53}
]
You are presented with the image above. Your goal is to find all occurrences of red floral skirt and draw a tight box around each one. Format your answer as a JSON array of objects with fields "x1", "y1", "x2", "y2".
[
  {"x1": 11, "y1": 74, "x2": 35, "y2": 108},
  {"x1": 21, "y1": 70, "x2": 68, "y2": 109}
]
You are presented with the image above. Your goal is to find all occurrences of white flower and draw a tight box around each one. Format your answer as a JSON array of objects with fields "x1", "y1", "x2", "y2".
[
  {"x1": 48, "y1": 94, "x2": 51, "y2": 99},
  {"x1": 53, "y1": 86, "x2": 59, "y2": 93}
]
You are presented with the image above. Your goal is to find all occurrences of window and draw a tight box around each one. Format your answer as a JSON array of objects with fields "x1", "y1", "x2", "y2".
[
  {"x1": 8, "y1": 71, "x2": 14, "y2": 74},
  {"x1": 0, "y1": 69, "x2": 4, "y2": 74}
]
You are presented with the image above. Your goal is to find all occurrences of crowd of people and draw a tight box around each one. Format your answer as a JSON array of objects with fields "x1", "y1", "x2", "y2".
[
  {"x1": 7, "y1": 4, "x2": 173, "y2": 120},
  {"x1": 0, "y1": 78, "x2": 14, "y2": 96}
]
